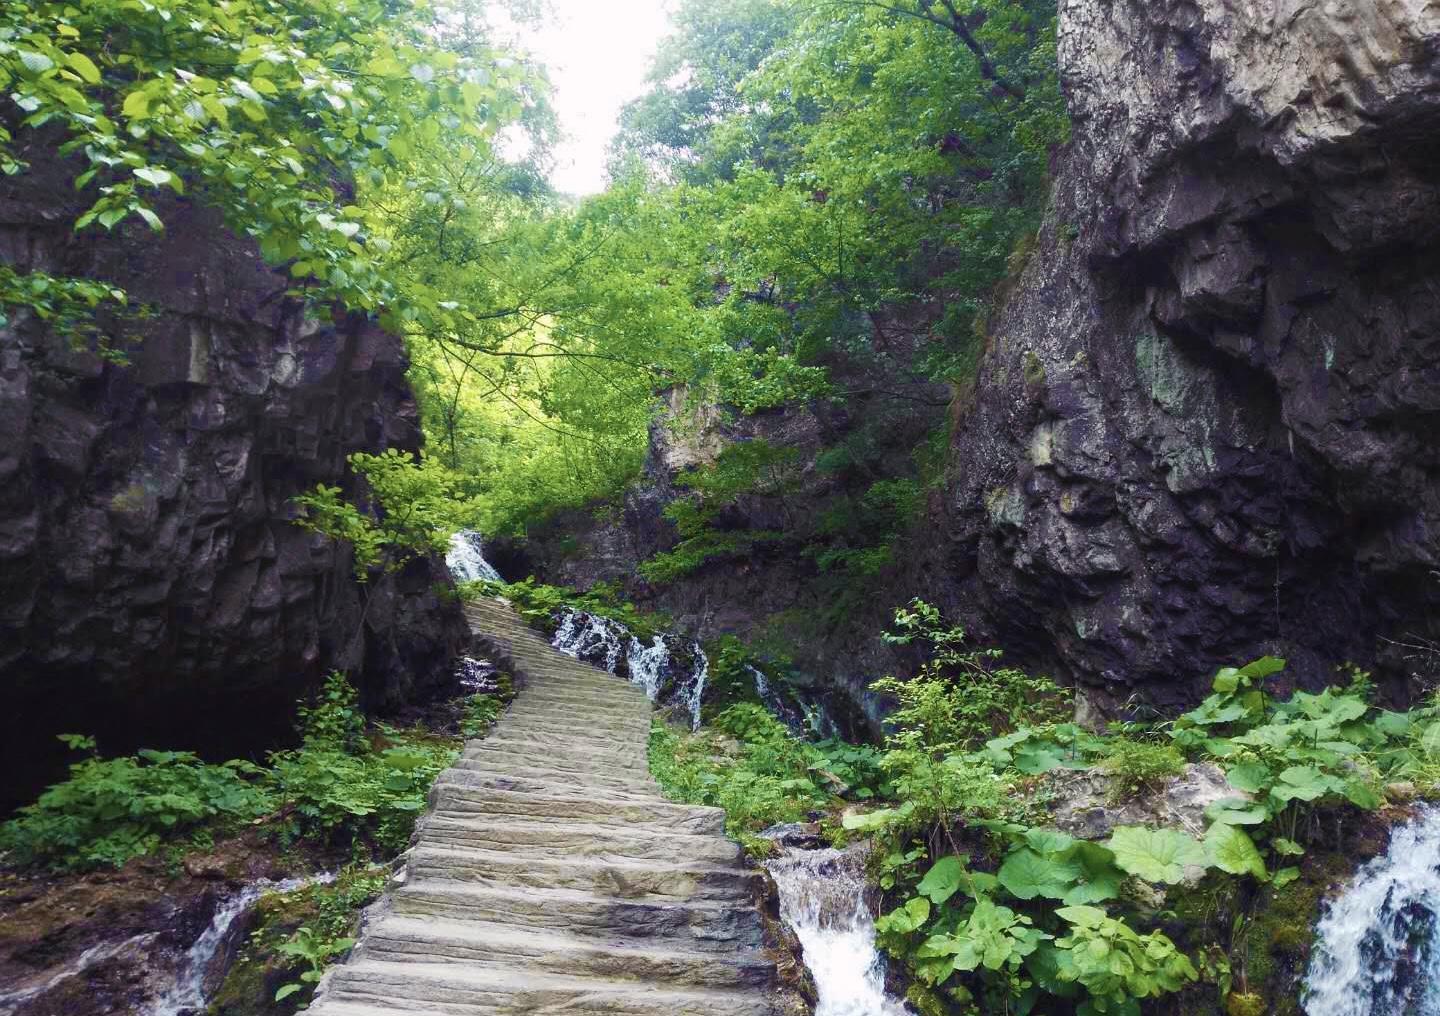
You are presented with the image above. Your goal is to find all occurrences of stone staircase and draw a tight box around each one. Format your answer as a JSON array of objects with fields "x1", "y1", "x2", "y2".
[{"x1": 307, "y1": 598, "x2": 802, "y2": 1016}]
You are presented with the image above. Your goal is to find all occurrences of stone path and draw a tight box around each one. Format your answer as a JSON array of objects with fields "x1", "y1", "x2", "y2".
[{"x1": 307, "y1": 598, "x2": 799, "y2": 1016}]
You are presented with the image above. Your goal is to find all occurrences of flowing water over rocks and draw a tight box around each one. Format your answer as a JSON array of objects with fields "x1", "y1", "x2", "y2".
[
  {"x1": 1304, "y1": 805, "x2": 1440, "y2": 1016},
  {"x1": 305, "y1": 597, "x2": 801, "y2": 1015},
  {"x1": 145, "y1": 874, "x2": 333, "y2": 1016},
  {"x1": 765, "y1": 846, "x2": 911, "y2": 1016},
  {"x1": 446, "y1": 531, "x2": 503, "y2": 584},
  {"x1": 552, "y1": 608, "x2": 708, "y2": 730}
]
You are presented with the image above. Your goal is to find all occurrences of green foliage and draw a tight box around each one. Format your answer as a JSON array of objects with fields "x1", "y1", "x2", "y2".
[
  {"x1": 639, "y1": 441, "x2": 800, "y2": 583},
  {"x1": 215, "y1": 863, "x2": 386, "y2": 1011},
  {"x1": 273, "y1": 925, "x2": 355, "y2": 1002},
  {"x1": 1097, "y1": 737, "x2": 1186, "y2": 801},
  {"x1": 473, "y1": 577, "x2": 667, "y2": 640},
  {"x1": 875, "y1": 599, "x2": 1071, "y2": 751},
  {"x1": 265, "y1": 673, "x2": 456, "y2": 854},
  {"x1": 648, "y1": 703, "x2": 891, "y2": 850},
  {"x1": 460, "y1": 673, "x2": 514, "y2": 738},
  {"x1": 1, "y1": 0, "x2": 528, "y2": 322},
  {"x1": 0, "y1": 737, "x2": 271, "y2": 870},
  {"x1": 1103, "y1": 826, "x2": 1207, "y2": 885},
  {"x1": 294, "y1": 450, "x2": 464, "y2": 582},
  {"x1": 1052, "y1": 905, "x2": 1198, "y2": 1012}
]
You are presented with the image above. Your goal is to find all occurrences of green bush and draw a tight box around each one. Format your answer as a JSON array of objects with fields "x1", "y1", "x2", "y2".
[
  {"x1": 469, "y1": 576, "x2": 667, "y2": 640},
  {"x1": 1097, "y1": 737, "x2": 1186, "y2": 801},
  {"x1": 265, "y1": 673, "x2": 456, "y2": 855},
  {"x1": 0, "y1": 736, "x2": 272, "y2": 870}
]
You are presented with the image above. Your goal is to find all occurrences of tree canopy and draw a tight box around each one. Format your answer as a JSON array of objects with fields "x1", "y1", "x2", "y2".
[{"x1": 1, "y1": 0, "x2": 1066, "y2": 537}]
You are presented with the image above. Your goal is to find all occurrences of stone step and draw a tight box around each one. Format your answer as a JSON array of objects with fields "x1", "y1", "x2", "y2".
[
  {"x1": 459, "y1": 743, "x2": 651, "y2": 777},
  {"x1": 306, "y1": 599, "x2": 793, "y2": 1015},
  {"x1": 443, "y1": 760, "x2": 662, "y2": 799},
  {"x1": 321, "y1": 961, "x2": 788, "y2": 1016},
  {"x1": 488, "y1": 711, "x2": 653, "y2": 741},
  {"x1": 404, "y1": 846, "x2": 762, "y2": 902},
  {"x1": 361, "y1": 916, "x2": 778, "y2": 990},
  {"x1": 502, "y1": 687, "x2": 653, "y2": 715},
  {"x1": 427, "y1": 785, "x2": 726, "y2": 834},
  {"x1": 391, "y1": 882, "x2": 768, "y2": 952},
  {"x1": 467, "y1": 730, "x2": 652, "y2": 761},
  {"x1": 415, "y1": 815, "x2": 744, "y2": 864}
]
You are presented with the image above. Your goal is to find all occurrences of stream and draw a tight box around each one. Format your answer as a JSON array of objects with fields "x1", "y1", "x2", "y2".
[
  {"x1": 146, "y1": 873, "x2": 333, "y2": 1016},
  {"x1": 1304, "y1": 805, "x2": 1440, "y2": 1015},
  {"x1": 766, "y1": 846, "x2": 913, "y2": 1016}
]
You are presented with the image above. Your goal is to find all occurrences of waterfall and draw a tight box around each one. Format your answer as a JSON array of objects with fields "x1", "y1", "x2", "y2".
[
  {"x1": 145, "y1": 873, "x2": 334, "y2": 1016},
  {"x1": 685, "y1": 649, "x2": 708, "y2": 732},
  {"x1": 627, "y1": 634, "x2": 672, "y2": 702},
  {"x1": 552, "y1": 609, "x2": 631, "y2": 673},
  {"x1": 766, "y1": 846, "x2": 913, "y2": 1016},
  {"x1": 551, "y1": 608, "x2": 706, "y2": 729},
  {"x1": 1304, "y1": 805, "x2": 1440, "y2": 1016},
  {"x1": 750, "y1": 665, "x2": 807, "y2": 735},
  {"x1": 445, "y1": 530, "x2": 502, "y2": 583}
]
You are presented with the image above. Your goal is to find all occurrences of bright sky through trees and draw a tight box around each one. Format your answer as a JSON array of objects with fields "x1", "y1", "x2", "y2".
[{"x1": 521, "y1": 0, "x2": 673, "y2": 194}]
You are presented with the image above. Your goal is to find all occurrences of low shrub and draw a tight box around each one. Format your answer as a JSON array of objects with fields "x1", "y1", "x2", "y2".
[{"x1": 0, "y1": 738, "x2": 273, "y2": 870}]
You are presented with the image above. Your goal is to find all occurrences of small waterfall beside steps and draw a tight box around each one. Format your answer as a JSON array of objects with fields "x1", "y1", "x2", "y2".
[
  {"x1": 146, "y1": 873, "x2": 334, "y2": 1016},
  {"x1": 766, "y1": 846, "x2": 913, "y2": 1016},
  {"x1": 551, "y1": 608, "x2": 708, "y2": 730},
  {"x1": 1304, "y1": 805, "x2": 1440, "y2": 1015}
]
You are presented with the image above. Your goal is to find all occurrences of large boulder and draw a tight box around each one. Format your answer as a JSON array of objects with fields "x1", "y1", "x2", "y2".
[{"x1": 947, "y1": 0, "x2": 1440, "y2": 711}]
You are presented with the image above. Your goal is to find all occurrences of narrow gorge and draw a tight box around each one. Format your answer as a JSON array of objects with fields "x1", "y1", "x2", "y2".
[{"x1": 2, "y1": 0, "x2": 1439, "y2": 1015}]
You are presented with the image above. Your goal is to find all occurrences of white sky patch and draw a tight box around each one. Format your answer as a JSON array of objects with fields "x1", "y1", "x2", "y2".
[{"x1": 516, "y1": 0, "x2": 673, "y2": 196}]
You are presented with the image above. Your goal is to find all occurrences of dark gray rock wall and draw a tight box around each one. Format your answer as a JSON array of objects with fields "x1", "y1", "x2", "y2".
[
  {"x1": 946, "y1": 0, "x2": 1440, "y2": 711},
  {"x1": 0, "y1": 149, "x2": 468, "y2": 808}
]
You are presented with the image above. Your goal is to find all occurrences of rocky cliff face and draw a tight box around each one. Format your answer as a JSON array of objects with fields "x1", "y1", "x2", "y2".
[
  {"x1": 949, "y1": 0, "x2": 1440, "y2": 711},
  {"x1": 0, "y1": 156, "x2": 468, "y2": 808}
]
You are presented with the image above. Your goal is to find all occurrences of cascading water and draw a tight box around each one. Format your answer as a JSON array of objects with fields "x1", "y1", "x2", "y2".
[
  {"x1": 766, "y1": 846, "x2": 913, "y2": 1016},
  {"x1": 445, "y1": 530, "x2": 502, "y2": 583},
  {"x1": 552, "y1": 609, "x2": 631, "y2": 673},
  {"x1": 550, "y1": 608, "x2": 706, "y2": 729},
  {"x1": 1303, "y1": 805, "x2": 1440, "y2": 1016},
  {"x1": 146, "y1": 873, "x2": 334, "y2": 1016},
  {"x1": 750, "y1": 665, "x2": 807, "y2": 735}
]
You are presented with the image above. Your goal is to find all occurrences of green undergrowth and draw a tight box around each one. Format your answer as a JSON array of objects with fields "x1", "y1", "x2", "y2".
[
  {"x1": 645, "y1": 598, "x2": 1440, "y2": 1015},
  {"x1": 648, "y1": 703, "x2": 886, "y2": 855},
  {"x1": 0, "y1": 671, "x2": 510, "y2": 872}
]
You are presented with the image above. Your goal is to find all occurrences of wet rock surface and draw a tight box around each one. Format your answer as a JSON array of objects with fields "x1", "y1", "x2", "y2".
[
  {"x1": 947, "y1": 0, "x2": 1440, "y2": 710},
  {"x1": 0, "y1": 838, "x2": 314, "y2": 1016},
  {"x1": 0, "y1": 144, "x2": 467, "y2": 807}
]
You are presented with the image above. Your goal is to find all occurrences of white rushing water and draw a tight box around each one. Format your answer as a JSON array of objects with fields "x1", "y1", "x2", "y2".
[
  {"x1": 551, "y1": 608, "x2": 707, "y2": 729},
  {"x1": 445, "y1": 530, "x2": 502, "y2": 583},
  {"x1": 146, "y1": 873, "x2": 334, "y2": 1016},
  {"x1": 1304, "y1": 805, "x2": 1440, "y2": 1016},
  {"x1": 766, "y1": 847, "x2": 913, "y2": 1016}
]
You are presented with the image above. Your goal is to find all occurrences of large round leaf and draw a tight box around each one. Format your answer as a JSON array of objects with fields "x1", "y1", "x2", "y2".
[
  {"x1": 998, "y1": 847, "x2": 1082, "y2": 901},
  {"x1": 1104, "y1": 827, "x2": 1207, "y2": 885},
  {"x1": 1204, "y1": 823, "x2": 1266, "y2": 879}
]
